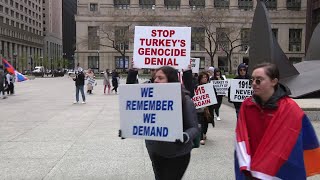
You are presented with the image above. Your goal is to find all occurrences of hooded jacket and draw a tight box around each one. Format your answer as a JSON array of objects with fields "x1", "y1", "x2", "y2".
[{"x1": 145, "y1": 87, "x2": 199, "y2": 158}]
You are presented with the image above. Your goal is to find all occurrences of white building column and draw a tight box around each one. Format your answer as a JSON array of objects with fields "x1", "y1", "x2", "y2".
[
  {"x1": 277, "y1": 0, "x2": 286, "y2": 10},
  {"x1": 230, "y1": 0, "x2": 239, "y2": 10},
  {"x1": 130, "y1": 0, "x2": 139, "y2": 8},
  {"x1": 301, "y1": 0, "x2": 307, "y2": 10},
  {"x1": 253, "y1": 0, "x2": 257, "y2": 9},
  {"x1": 206, "y1": 0, "x2": 214, "y2": 8},
  {"x1": 181, "y1": 0, "x2": 190, "y2": 9},
  {"x1": 0, "y1": 40, "x2": 3, "y2": 57},
  {"x1": 3, "y1": 42, "x2": 8, "y2": 59},
  {"x1": 8, "y1": 42, "x2": 12, "y2": 62},
  {"x1": 156, "y1": 0, "x2": 164, "y2": 8}
]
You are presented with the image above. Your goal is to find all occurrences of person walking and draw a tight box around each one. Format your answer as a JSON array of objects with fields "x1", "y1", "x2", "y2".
[
  {"x1": 235, "y1": 63, "x2": 320, "y2": 179},
  {"x1": 143, "y1": 66, "x2": 199, "y2": 180},
  {"x1": 111, "y1": 70, "x2": 119, "y2": 94},
  {"x1": 103, "y1": 69, "x2": 111, "y2": 94},
  {"x1": 73, "y1": 68, "x2": 86, "y2": 104},
  {"x1": 196, "y1": 72, "x2": 212, "y2": 145},
  {"x1": 211, "y1": 68, "x2": 225, "y2": 121},
  {"x1": 0, "y1": 65, "x2": 6, "y2": 99},
  {"x1": 6, "y1": 71, "x2": 14, "y2": 95},
  {"x1": 85, "y1": 69, "x2": 95, "y2": 94},
  {"x1": 228, "y1": 63, "x2": 251, "y2": 119}
]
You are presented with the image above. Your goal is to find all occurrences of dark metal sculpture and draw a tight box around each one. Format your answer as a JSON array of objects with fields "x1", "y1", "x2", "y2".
[{"x1": 249, "y1": 1, "x2": 320, "y2": 98}]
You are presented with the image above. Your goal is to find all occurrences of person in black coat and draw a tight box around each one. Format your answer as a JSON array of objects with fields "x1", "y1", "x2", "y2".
[
  {"x1": 228, "y1": 63, "x2": 251, "y2": 119},
  {"x1": 111, "y1": 70, "x2": 120, "y2": 93},
  {"x1": 211, "y1": 68, "x2": 225, "y2": 121},
  {"x1": 146, "y1": 66, "x2": 199, "y2": 180},
  {"x1": 73, "y1": 68, "x2": 86, "y2": 104}
]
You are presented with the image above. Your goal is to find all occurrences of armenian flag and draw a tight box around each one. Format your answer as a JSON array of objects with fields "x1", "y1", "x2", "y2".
[
  {"x1": 235, "y1": 99, "x2": 320, "y2": 180},
  {"x1": 2, "y1": 58, "x2": 28, "y2": 82}
]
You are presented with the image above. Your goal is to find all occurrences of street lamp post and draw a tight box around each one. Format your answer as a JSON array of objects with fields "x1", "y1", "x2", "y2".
[
  {"x1": 97, "y1": 50, "x2": 100, "y2": 73},
  {"x1": 13, "y1": 52, "x2": 17, "y2": 68}
]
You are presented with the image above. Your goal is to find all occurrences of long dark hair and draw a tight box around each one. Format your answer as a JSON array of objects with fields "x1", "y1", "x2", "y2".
[
  {"x1": 155, "y1": 66, "x2": 179, "y2": 83},
  {"x1": 198, "y1": 71, "x2": 209, "y2": 85}
]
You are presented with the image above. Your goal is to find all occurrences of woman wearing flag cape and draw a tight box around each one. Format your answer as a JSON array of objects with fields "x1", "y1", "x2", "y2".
[{"x1": 235, "y1": 63, "x2": 320, "y2": 180}]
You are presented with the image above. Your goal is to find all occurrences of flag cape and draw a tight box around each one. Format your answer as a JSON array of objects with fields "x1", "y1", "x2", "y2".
[
  {"x1": 2, "y1": 58, "x2": 28, "y2": 82},
  {"x1": 235, "y1": 98, "x2": 320, "y2": 180}
]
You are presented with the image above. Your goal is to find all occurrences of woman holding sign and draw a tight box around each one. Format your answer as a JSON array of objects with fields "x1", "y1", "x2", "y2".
[
  {"x1": 146, "y1": 66, "x2": 199, "y2": 180},
  {"x1": 211, "y1": 68, "x2": 225, "y2": 121},
  {"x1": 235, "y1": 63, "x2": 320, "y2": 179}
]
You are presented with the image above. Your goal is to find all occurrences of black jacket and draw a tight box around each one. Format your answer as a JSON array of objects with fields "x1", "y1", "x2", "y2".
[
  {"x1": 74, "y1": 72, "x2": 85, "y2": 86},
  {"x1": 145, "y1": 87, "x2": 199, "y2": 158}
]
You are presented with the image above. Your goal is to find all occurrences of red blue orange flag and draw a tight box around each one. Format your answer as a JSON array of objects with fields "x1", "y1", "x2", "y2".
[
  {"x1": 235, "y1": 98, "x2": 320, "y2": 179},
  {"x1": 2, "y1": 58, "x2": 28, "y2": 82}
]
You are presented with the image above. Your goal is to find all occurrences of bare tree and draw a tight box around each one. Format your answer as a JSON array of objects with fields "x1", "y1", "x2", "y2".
[
  {"x1": 188, "y1": 10, "x2": 221, "y2": 66},
  {"x1": 216, "y1": 22, "x2": 250, "y2": 74}
]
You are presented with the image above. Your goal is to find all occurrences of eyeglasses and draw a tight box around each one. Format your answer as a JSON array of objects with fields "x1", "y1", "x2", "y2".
[{"x1": 250, "y1": 77, "x2": 265, "y2": 85}]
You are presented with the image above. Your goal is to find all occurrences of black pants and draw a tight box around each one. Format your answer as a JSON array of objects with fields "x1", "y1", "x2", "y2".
[
  {"x1": 7, "y1": 83, "x2": 14, "y2": 94},
  {"x1": 214, "y1": 96, "x2": 223, "y2": 116},
  {"x1": 112, "y1": 86, "x2": 118, "y2": 93},
  {"x1": 149, "y1": 153, "x2": 191, "y2": 180}
]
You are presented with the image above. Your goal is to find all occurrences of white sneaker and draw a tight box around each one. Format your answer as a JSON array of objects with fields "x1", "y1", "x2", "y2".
[
  {"x1": 216, "y1": 116, "x2": 221, "y2": 121},
  {"x1": 81, "y1": 101, "x2": 86, "y2": 104},
  {"x1": 73, "y1": 101, "x2": 78, "y2": 104}
]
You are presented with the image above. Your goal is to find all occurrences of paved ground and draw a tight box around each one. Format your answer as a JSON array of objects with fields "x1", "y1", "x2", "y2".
[{"x1": 0, "y1": 76, "x2": 319, "y2": 180}]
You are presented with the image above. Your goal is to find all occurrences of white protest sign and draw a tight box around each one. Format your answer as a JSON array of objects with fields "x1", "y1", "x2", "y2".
[
  {"x1": 119, "y1": 83, "x2": 183, "y2": 142},
  {"x1": 192, "y1": 82, "x2": 217, "y2": 109},
  {"x1": 133, "y1": 26, "x2": 191, "y2": 70},
  {"x1": 190, "y1": 58, "x2": 200, "y2": 73},
  {"x1": 229, "y1": 79, "x2": 253, "y2": 102},
  {"x1": 213, "y1": 80, "x2": 230, "y2": 96}
]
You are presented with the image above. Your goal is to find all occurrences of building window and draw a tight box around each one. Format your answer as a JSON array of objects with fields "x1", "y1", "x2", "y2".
[
  {"x1": 262, "y1": 0, "x2": 277, "y2": 10},
  {"x1": 115, "y1": 26, "x2": 129, "y2": 50},
  {"x1": 114, "y1": 0, "x2": 130, "y2": 9},
  {"x1": 189, "y1": 0, "x2": 205, "y2": 10},
  {"x1": 89, "y1": 3, "x2": 98, "y2": 12},
  {"x1": 88, "y1": 26, "x2": 100, "y2": 50},
  {"x1": 288, "y1": 57, "x2": 302, "y2": 64},
  {"x1": 289, "y1": 29, "x2": 302, "y2": 52},
  {"x1": 214, "y1": 0, "x2": 229, "y2": 9},
  {"x1": 191, "y1": 27, "x2": 205, "y2": 51},
  {"x1": 5, "y1": 7, "x2": 9, "y2": 14},
  {"x1": 0, "y1": 5, "x2": 3, "y2": 12},
  {"x1": 216, "y1": 28, "x2": 229, "y2": 51},
  {"x1": 164, "y1": 0, "x2": 180, "y2": 10},
  {"x1": 272, "y1": 28, "x2": 278, "y2": 40},
  {"x1": 238, "y1": 0, "x2": 253, "y2": 10},
  {"x1": 115, "y1": 56, "x2": 129, "y2": 69},
  {"x1": 287, "y1": 0, "x2": 301, "y2": 11},
  {"x1": 241, "y1": 28, "x2": 250, "y2": 51},
  {"x1": 139, "y1": 0, "x2": 155, "y2": 9},
  {"x1": 88, "y1": 56, "x2": 99, "y2": 70},
  {"x1": 218, "y1": 56, "x2": 229, "y2": 72}
]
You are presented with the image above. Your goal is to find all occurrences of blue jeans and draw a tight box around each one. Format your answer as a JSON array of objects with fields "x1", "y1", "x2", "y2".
[{"x1": 76, "y1": 85, "x2": 85, "y2": 102}]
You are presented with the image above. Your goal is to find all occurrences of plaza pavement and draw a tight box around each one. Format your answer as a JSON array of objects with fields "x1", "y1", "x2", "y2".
[{"x1": 0, "y1": 76, "x2": 319, "y2": 180}]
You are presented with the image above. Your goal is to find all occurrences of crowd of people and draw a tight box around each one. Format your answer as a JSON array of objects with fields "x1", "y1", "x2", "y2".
[
  {"x1": 0, "y1": 65, "x2": 15, "y2": 99},
  {"x1": 71, "y1": 66, "x2": 121, "y2": 104},
  {"x1": 123, "y1": 62, "x2": 320, "y2": 180}
]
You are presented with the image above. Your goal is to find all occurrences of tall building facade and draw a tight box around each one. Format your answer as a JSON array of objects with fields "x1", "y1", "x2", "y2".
[
  {"x1": 0, "y1": 0, "x2": 43, "y2": 71},
  {"x1": 306, "y1": 0, "x2": 320, "y2": 51},
  {"x1": 63, "y1": 0, "x2": 77, "y2": 69},
  {"x1": 43, "y1": 0, "x2": 63, "y2": 69},
  {"x1": 75, "y1": 0, "x2": 307, "y2": 73}
]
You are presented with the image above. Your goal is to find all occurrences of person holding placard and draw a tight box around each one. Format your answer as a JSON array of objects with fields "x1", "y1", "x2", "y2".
[
  {"x1": 235, "y1": 63, "x2": 320, "y2": 179},
  {"x1": 228, "y1": 63, "x2": 251, "y2": 118},
  {"x1": 146, "y1": 66, "x2": 199, "y2": 180},
  {"x1": 196, "y1": 72, "x2": 213, "y2": 145},
  {"x1": 85, "y1": 69, "x2": 95, "y2": 94},
  {"x1": 211, "y1": 68, "x2": 225, "y2": 121}
]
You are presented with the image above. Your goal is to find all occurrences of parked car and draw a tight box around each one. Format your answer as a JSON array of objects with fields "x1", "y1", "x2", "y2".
[
  {"x1": 32, "y1": 66, "x2": 45, "y2": 77},
  {"x1": 52, "y1": 69, "x2": 64, "y2": 77}
]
